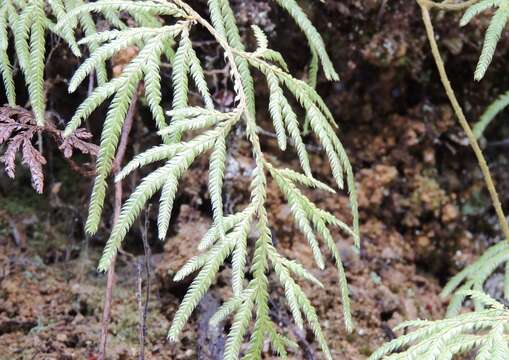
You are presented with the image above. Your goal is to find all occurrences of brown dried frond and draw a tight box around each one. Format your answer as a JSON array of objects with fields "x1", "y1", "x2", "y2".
[{"x1": 0, "y1": 106, "x2": 98, "y2": 193}]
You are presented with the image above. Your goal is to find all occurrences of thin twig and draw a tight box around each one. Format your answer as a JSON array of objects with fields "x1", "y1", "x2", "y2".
[
  {"x1": 419, "y1": 1, "x2": 509, "y2": 241},
  {"x1": 421, "y1": 0, "x2": 479, "y2": 11},
  {"x1": 138, "y1": 208, "x2": 152, "y2": 360},
  {"x1": 136, "y1": 263, "x2": 145, "y2": 360},
  {"x1": 99, "y1": 90, "x2": 139, "y2": 360}
]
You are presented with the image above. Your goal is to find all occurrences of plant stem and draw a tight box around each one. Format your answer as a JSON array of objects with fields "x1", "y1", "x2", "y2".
[
  {"x1": 98, "y1": 91, "x2": 139, "y2": 360},
  {"x1": 419, "y1": 1, "x2": 509, "y2": 241},
  {"x1": 421, "y1": 0, "x2": 479, "y2": 11}
]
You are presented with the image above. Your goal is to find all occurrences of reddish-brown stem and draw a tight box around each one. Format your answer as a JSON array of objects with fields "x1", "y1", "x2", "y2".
[{"x1": 98, "y1": 91, "x2": 139, "y2": 360}]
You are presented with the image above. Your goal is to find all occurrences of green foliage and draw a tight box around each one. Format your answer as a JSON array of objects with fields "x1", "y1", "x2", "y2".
[
  {"x1": 441, "y1": 241, "x2": 509, "y2": 317},
  {"x1": 0, "y1": 0, "x2": 82, "y2": 124},
  {"x1": 54, "y1": 0, "x2": 360, "y2": 357},
  {"x1": 460, "y1": 0, "x2": 509, "y2": 81},
  {"x1": 473, "y1": 89, "x2": 509, "y2": 138},
  {"x1": 369, "y1": 291, "x2": 509, "y2": 360}
]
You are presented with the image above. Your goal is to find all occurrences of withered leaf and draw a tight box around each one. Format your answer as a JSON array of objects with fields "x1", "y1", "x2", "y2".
[{"x1": 0, "y1": 106, "x2": 97, "y2": 193}]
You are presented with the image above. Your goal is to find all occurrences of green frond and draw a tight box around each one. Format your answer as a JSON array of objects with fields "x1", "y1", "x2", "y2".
[
  {"x1": 277, "y1": 168, "x2": 335, "y2": 193},
  {"x1": 159, "y1": 112, "x2": 228, "y2": 136},
  {"x1": 209, "y1": 289, "x2": 254, "y2": 326},
  {"x1": 461, "y1": 0, "x2": 509, "y2": 80},
  {"x1": 475, "y1": 2, "x2": 509, "y2": 80},
  {"x1": 0, "y1": 7, "x2": 15, "y2": 105},
  {"x1": 231, "y1": 214, "x2": 251, "y2": 296},
  {"x1": 188, "y1": 47, "x2": 214, "y2": 109},
  {"x1": 369, "y1": 292, "x2": 509, "y2": 360},
  {"x1": 274, "y1": 252, "x2": 324, "y2": 288},
  {"x1": 266, "y1": 72, "x2": 288, "y2": 151},
  {"x1": 212, "y1": 0, "x2": 256, "y2": 116},
  {"x1": 267, "y1": 325, "x2": 298, "y2": 358},
  {"x1": 102, "y1": 128, "x2": 225, "y2": 269},
  {"x1": 70, "y1": 0, "x2": 108, "y2": 84},
  {"x1": 294, "y1": 283, "x2": 333, "y2": 360},
  {"x1": 169, "y1": 27, "x2": 192, "y2": 142},
  {"x1": 316, "y1": 218, "x2": 353, "y2": 331},
  {"x1": 303, "y1": 49, "x2": 319, "y2": 134},
  {"x1": 69, "y1": 27, "x2": 161, "y2": 92},
  {"x1": 157, "y1": 173, "x2": 180, "y2": 241},
  {"x1": 271, "y1": 253, "x2": 306, "y2": 330},
  {"x1": 27, "y1": 0, "x2": 47, "y2": 125},
  {"x1": 168, "y1": 230, "x2": 237, "y2": 341},
  {"x1": 460, "y1": 0, "x2": 501, "y2": 26},
  {"x1": 98, "y1": 162, "x2": 173, "y2": 271},
  {"x1": 223, "y1": 293, "x2": 255, "y2": 360},
  {"x1": 273, "y1": 0, "x2": 339, "y2": 81},
  {"x1": 57, "y1": 0, "x2": 185, "y2": 30},
  {"x1": 272, "y1": 167, "x2": 325, "y2": 270},
  {"x1": 198, "y1": 209, "x2": 252, "y2": 251},
  {"x1": 115, "y1": 143, "x2": 182, "y2": 181},
  {"x1": 473, "y1": 89, "x2": 509, "y2": 138},
  {"x1": 143, "y1": 35, "x2": 170, "y2": 132},
  {"x1": 64, "y1": 77, "x2": 124, "y2": 136},
  {"x1": 13, "y1": 1, "x2": 31, "y2": 74},
  {"x1": 173, "y1": 253, "x2": 208, "y2": 282},
  {"x1": 282, "y1": 99, "x2": 312, "y2": 175},
  {"x1": 85, "y1": 69, "x2": 143, "y2": 235},
  {"x1": 0, "y1": 0, "x2": 86, "y2": 124},
  {"x1": 58, "y1": 1, "x2": 361, "y2": 357},
  {"x1": 48, "y1": 0, "x2": 81, "y2": 56},
  {"x1": 307, "y1": 106, "x2": 345, "y2": 189},
  {"x1": 441, "y1": 241, "x2": 509, "y2": 316},
  {"x1": 252, "y1": 25, "x2": 268, "y2": 51},
  {"x1": 209, "y1": 134, "x2": 227, "y2": 237},
  {"x1": 257, "y1": 49, "x2": 289, "y2": 72}
]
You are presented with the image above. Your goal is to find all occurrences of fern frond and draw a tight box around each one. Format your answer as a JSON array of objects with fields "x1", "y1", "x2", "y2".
[
  {"x1": 266, "y1": 71, "x2": 288, "y2": 151},
  {"x1": 100, "y1": 124, "x2": 232, "y2": 269},
  {"x1": 207, "y1": 129, "x2": 227, "y2": 241},
  {"x1": 64, "y1": 21, "x2": 186, "y2": 234},
  {"x1": 27, "y1": 0, "x2": 47, "y2": 125},
  {"x1": 223, "y1": 291, "x2": 255, "y2": 360},
  {"x1": 210, "y1": 288, "x2": 254, "y2": 326},
  {"x1": 211, "y1": 0, "x2": 256, "y2": 116},
  {"x1": 0, "y1": 6, "x2": 15, "y2": 105},
  {"x1": 57, "y1": 0, "x2": 186, "y2": 26},
  {"x1": 85, "y1": 65, "x2": 143, "y2": 234},
  {"x1": 473, "y1": 89, "x2": 509, "y2": 138},
  {"x1": 369, "y1": 292, "x2": 509, "y2": 360},
  {"x1": 441, "y1": 241, "x2": 509, "y2": 316},
  {"x1": 0, "y1": 0, "x2": 85, "y2": 124},
  {"x1": 273, "y1": 0, "x2": 339, "y2": 81},
  {"x1": 66, "y1": 0, "x2": 360, "y2": 357},
  {"x1": 188, "y1": 48, "x2": 214, "y2": 110},
  {"x1": 198, "y1": 209, "x2": 251, "y2": 251},
  {"x1": 115, "y1": 143, "x2": 182, "y2": 181},
  {"x1": 98, "y1": 162, "x2": 172, "y2": 271},
  {"x1": 271, "y1": 167, "x2": 326, "y2": 270},
  {"x1": 460, "y1": 0, "x2": 509, "y2": 80},
  {"x1": 167, "y1": 227, "x2": 239, "y2": 341},
  {"x1": 252, "y1": 25, "x2": 268, "y2": 51},
  {"x1": 64, "y1": 78, "x2": 124, "y2": 136}
]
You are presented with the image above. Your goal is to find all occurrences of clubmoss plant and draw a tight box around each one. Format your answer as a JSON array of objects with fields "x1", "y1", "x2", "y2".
[{"x1": 48, "y1": 0, "x2": 359, "y2": 358}]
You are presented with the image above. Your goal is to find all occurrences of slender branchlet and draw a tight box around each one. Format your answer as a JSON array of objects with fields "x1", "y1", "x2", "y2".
[{"x1": 25, "y1": 0, "x2": 361, "y2": 357}]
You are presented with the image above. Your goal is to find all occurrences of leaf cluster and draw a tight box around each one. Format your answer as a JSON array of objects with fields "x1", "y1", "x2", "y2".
[
  {"x1": 48, "y1": 0, "x2": 361, "y2": 358},
  {"x1": 369, "y1": 291, "x2": 509, "y2": 360}
]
